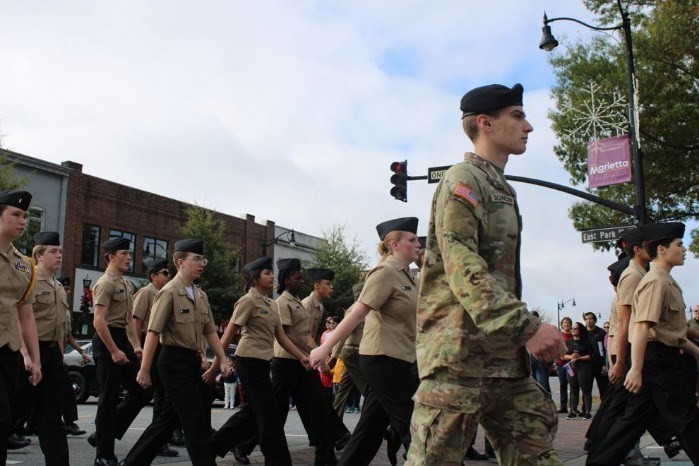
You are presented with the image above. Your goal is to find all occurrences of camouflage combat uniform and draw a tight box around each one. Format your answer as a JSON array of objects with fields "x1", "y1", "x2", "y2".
[{"x1": 405, "y1": 152, "x2": 562, "y2": 466}]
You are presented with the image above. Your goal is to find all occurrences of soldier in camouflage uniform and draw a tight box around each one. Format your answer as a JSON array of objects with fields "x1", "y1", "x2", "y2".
[{"x1": 405, "y1": 83, "x2": 567, "y2": 466}]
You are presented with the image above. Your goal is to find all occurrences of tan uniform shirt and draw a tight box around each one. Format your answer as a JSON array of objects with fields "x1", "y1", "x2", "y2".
[
  {"x1": 0, "y1": 244, "x2": 35, "y2": 351},
  {"x1": 618, "y1": 260, "x2": 645, "y2": 343},
  {"x1": 274, "y1": 290, "x2": 309, "y2": 359},
  {"x1": 302, "y1": 292, "x2": 324, "y2": 347},
  {"x1": 232, "y1": 288, "x2": 280, "y2": 361},
  {"x1": 33, "y1": 268, "x2": 69, "y2": 343},
  {"x1": 92, "y1": 271, "x2": 134, "y2": 328},
  {"x1": 133, "y1": 283, "x2": 157, "y2": 335},
  {"x1": 358, "y1": 256, "x2": 419, "y2": 363},
  {"x1": 632, "y1": 266, "x2": 688, "y2": 348},
  {"x1": 148, "y1": 275, "x2": 216, "y2": 351},
  {"x1": 63, "y1": 309, "x2": 72, "y2": 343},
  {"x1": 608, "y1": 294, "x2": 619, "y2": 356}
]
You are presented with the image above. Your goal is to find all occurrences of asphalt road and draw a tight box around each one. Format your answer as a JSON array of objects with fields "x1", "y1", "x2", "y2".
[{"x1": 7, "y1": 398, "x2": 361, "y2": 465}]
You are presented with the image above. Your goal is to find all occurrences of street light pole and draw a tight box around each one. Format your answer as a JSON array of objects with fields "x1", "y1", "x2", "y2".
[
  {"x1": 261, "y1": 229, "x2": 297, "y2": 256},
  {"x1": 540, "y1": 0, "x2": 647, "y2": 225}
]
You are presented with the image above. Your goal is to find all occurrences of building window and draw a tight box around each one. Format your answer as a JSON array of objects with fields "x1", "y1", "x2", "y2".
[
  {"x1": 80, "y1": 224, "x2": 101, "y2": 267},
  {"x1": 109, "y1": 229, "x2": 136, "y2": 272},
  {"x1": 143, "y1": 237, "x2": 168, "y2": 272}
]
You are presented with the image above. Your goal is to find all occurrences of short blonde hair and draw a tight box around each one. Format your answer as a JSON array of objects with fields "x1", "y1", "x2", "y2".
[
  {"x1": 376, "y1": 231, "x2": 405, "y2": 262},
  {"x1": 172, "y1": 251, "x2": 189, "y2": 270},
  {"x1": 32, "y1": 244, "x2": 49, "y2": 263}
]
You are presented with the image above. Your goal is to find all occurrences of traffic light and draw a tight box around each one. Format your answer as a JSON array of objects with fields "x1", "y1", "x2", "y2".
[{"x1": 390, "y1": 160, "x2": 408, "y2": 202}]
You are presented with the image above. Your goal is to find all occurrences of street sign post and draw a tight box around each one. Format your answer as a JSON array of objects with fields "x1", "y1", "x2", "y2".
[
  {"x1": 427, "y1": 165, "x2": 452, "y2": 184},
  {"x1": 580, "y1": 225, "x2": 635, "y2": 243}
]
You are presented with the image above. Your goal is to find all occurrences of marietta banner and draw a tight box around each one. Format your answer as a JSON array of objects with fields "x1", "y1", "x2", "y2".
[{"x1": 587, "y1": 135, "x2": 632, "y2": 188}]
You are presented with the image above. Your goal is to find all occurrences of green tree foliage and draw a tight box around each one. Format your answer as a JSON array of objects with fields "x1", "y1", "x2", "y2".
[
  {"x1": 307, "y1": 224, "x2": 368, "y2": 318},
  {"x1": 547, "y1": 1, "x2": 699, "y2": 253},
  {"x1": 179, "y1": 205, "x2": 242, "y2": 321}
]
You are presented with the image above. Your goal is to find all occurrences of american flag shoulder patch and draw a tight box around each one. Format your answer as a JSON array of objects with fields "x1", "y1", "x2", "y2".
[{"x1": 453, "y1": 183, "x2": 478, "y2": 208}]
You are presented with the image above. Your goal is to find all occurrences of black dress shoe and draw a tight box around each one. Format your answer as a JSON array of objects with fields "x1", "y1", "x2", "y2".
[
  {"x1": 8, "y1": 433, "x2": 31, "y2": 450},
  {"x1": 170, "y1": 429, "x2": 186, "y2": 446},
  {"x1": 157, "y1": 444, "x2": 179, "y2": 457},
  {"x1": 94, "y1": 458, "x2": 119, "y2": 466},
  {"x1": 464, "y1": 446, "x2": 489, "y2": 460},
  {"x1": 662, "y1": 439, "x2": 681, "y2": 458},
  {"x1": 232, "y1": 446, "x2": 250, "y2": 465},
  {"x1": 334, "y1": 432, "x2": 351, "y2": 451},
  {"x1": 87, "y1": 432, "x2": 97, "y2": 447},
  {"x1": 64, "y1": 423, "x2": 87, "y2": 436}
]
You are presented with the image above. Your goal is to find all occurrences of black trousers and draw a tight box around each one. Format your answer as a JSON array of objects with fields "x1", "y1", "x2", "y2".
[
  {"x1": 590, "y1": 363, "x2": 609, "y2": 400},
  {"x1": 93, "y1": 328, "x2": 152, "y2": 460},
  {"x1": 568, "y1": 362, "x2": 593, "y2": 414},
  {"x1": 31, "y1": 343, "x2": 70, "y2": 465},
  {"x1": 338, "y1": 355, "x2": 419, "y2": 466},
  {"x1": 0, "y1": 346, "x2": 21, "y2": 465},
  {"x1": 125, "y1": 346, "x2": 212, "y2": 466},
  {"x1": 61, "y1": 364, "x2": 79, "y2": 424},
  {"x1": 586, "y1": 343, "x2": 699, "y2": 465},
  {"x1": 210, "y1": 356, "x2": 292, "y2": 466},
  {"x1": 586, "y1": 353, "x2": 674, "y2": 450}
]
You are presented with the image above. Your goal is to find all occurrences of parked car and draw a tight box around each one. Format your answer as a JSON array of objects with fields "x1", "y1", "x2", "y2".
[{"x1": 63, "y1": 340, "x2": 99, "y2": 403}]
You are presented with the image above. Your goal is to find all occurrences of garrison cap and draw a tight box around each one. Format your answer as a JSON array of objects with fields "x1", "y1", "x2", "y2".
[
  {"x1": 418, "y1": 236, "x2": 426, "y2": 249},
  {"x1": 243, "y1": 256, "x2": 273, "y2": 274},
  {"x1": 103, "y1": 237, "x2": 131, "y2": 254},
  {"x1": 640, "y1": 222, "x2": 685, "y2": 242},
  {"x1": 376, "y1": 217, "x2": 419, "y2": 240},
  {"x1": 57, "y1": 276, "x2": 71, "y2": 287},
  {"x1": 308, "y1": 268, "x2": 334, "y2": 281},
  {"x1": 607, "y1": 256, "x2": 630, "y2": 283},
  {"x1": 146, "y1": 258, "x2": 169, "y2": 277},
  {"x1": 0, "y1": 190, "x2": 32, "y2": 211},
  {"x1": 174, "y1": 238, "x2": 204, "y2": 255},
  {"x1": 620, "y1": 228, "x2": 644, "y2": 246},
  {"x1": 277, "y1": 258, "x2": 301, "y2": 272},
  {"x1": 460, "y1": 83, "x2": 524, "y2": 118},
  {"x1": 34, "y1": 231, "x2": 60, "y2": 246}
]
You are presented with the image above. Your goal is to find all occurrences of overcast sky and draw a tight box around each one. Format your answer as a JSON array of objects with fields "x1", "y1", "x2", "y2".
[{"x1": 1, "y1": 1, "x2": 696, "y2": 324}]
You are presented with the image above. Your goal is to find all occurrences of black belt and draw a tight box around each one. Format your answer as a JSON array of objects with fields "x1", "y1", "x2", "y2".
[{"x1": 39, "y1": 341, "x2": 60, "y2": 349}]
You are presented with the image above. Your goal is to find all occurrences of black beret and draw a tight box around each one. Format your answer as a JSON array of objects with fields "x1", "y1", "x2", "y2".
[
  {"x1": 620, "y1": 228, "x2": 644, "y2": 246},
  {"x1": 460, "y1": 83, "x2": 524, "y2": 118},
  {"x1": 34, "y1": 231, "x2": 60, "y2": 246},
  {"x1": 174, "y1": 238, "x2": 204, "y2": 255},
  {"x1": 418, "y1": 236, "x2": 426, "y2": 249},
  {"x1": 146, "y1": 258, "x2": 169, "y2": 277},
  {"x1": 308, "y1": 268, "x2": 334, "y2": 281},
  {"x1": 0, "y1": 190, "x2": 32, "y2": 211},
  {"x1": 103, "y1": 237, "x2": 131, "y2": 254},
  {"x1": 277, "y1": 258, "x2": 301, "y2": 272},
  {"x1": 640, "y1": 222, "x2": 685, "y2": 242},
  {"x1": 243, "y1": 257, "x2": 273, "y2": 274},
  {"x1": 57, "y1": 276, "x2": 71, "y2": 287},
  {"x1": 376, "y1": 217, "x2": 419, "y2": 240},
  {"x1": 607, "y1": 256, "x2": 630, "y2": 283}
]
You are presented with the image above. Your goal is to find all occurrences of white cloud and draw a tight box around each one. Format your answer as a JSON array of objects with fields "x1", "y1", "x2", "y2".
[{"x1": 1, "y1": 1, "x2": 696, "y2": 321}]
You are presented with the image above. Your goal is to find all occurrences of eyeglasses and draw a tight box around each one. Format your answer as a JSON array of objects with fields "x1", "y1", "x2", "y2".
[
  {"x1": 187, "y1": 256, "x2": 209, "y2": 266},
  {"x1": 157, "y1": 270, "x2": 170, "y2": 277}
]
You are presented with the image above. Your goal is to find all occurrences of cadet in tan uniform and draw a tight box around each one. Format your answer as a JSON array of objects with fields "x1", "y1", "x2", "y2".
[
  {"x1": 311, "y1": 217, "x2": 421, "y2": 466},
  {"x1": 303, "y1": 268, "x2": 352, "y2": 451},
  {"x1": 209, "y1": 256, "x2": 310, "y2": 466},
  {"x1": 30, "y1": 231, "x2": 70, "y2": 465},
  {"x1": 124, "y1": 239, "x2": 229, "y2": 465},
  {"x1": 586, "y1": 223, "x2": 699, "y2": 465},
  {"x1": 331, "y1": 282, "x2": 368, "y2": 418},
  {"x1": 91, "y1": 237, "x2": 152, "y2": 466},
  {"x1": 130, "y1": 258, "x2": 178, "y2": 458},
  {"x1": 405, "y1": 84, "x2": 566, "y2": 466},
  {"x1": 0, "y1": 190, "x2": 42, "y2": 464}
]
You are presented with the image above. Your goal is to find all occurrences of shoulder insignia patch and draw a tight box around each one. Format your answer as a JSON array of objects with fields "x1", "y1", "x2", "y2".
[
  {"x1": 14, "y1": 261, "x2": 30, "y2": 273},
  {"x1": 453, "y1": 183, "x2": 478, "y2": 208}
]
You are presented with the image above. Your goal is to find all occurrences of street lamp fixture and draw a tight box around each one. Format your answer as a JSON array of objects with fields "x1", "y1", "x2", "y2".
[
  {"x1": 261, "y1": 229, "x2": 297, "y2": 256},
  {"x1": 557, "y1": 298, "x2": 576, "y2": 329},
  {"x1": 539, "y1": 1, "x2": 647, "y2": 225},
  {"x1": 82, "y1": 275, "x2": 92, "y2": 290}
]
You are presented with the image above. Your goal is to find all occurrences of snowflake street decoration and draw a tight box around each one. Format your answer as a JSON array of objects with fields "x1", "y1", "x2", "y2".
[{"x1": 559, "y1": 81, "x2": 629, "y2": 148}]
